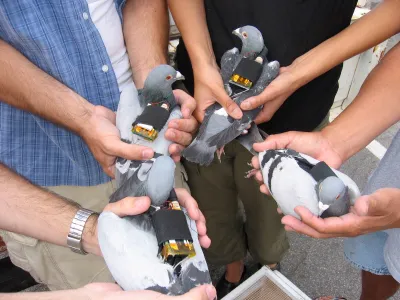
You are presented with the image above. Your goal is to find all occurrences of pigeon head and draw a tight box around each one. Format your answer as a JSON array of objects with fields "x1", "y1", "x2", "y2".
[
  {"x1": 232, "y1": 25, "x2": 264, "y2": 60},
  {"x1": 143, "y1": 64, "x2": 185, "y2": 103}
]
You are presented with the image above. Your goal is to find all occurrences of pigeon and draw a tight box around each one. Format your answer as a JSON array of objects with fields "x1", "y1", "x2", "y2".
[
  {"x1": 97, "y1": 65, "x2": 212, "y2": 295},
  {"x1": 115, "y1": 65, "x2": 184, "y2": 187},
  {"x1": 258, "y1": 149, "x2": 361, "y2": 219},
  {"x1": 182, "y1": 25, "x2": 280, "y2": 166}
]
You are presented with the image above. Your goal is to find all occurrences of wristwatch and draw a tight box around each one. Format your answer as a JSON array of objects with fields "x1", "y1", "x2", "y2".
[{"x1": 67, "y1": 208, "x2": 96, "y2": 255}]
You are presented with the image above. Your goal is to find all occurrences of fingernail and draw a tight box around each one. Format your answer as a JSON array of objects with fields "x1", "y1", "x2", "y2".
[
  {"x1": 142, "y1": 149, "x2": 153, "y2": 159},
  {"x1": 232, "y1": 107, "x2": 243, "y2": 118},
  {"x1": 206, "y1": 285, "x2": 216, "y2": 300},
  {"x1": 136, "y1": 197, "x2": 148, "y2": 205},
  {"x1": 168, "y1": 130, "x2": 176, "y2": 139},
  {"x1": 241, "y1": 101, "x2": 250, "y2": 109},
  {"x1": 169, "y1": 121, "x2": 178, "y2": 129},
  {"x1": 183, "y1": 108, "x2": 191, "y2": 118}
]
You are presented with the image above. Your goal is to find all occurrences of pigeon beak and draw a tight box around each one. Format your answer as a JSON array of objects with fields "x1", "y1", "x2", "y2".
[
  {"x1": 232, "y1": 28, "x2": 241, "y2": 37},
  {"x1": 175, "y1": 71, "x2": 185, "y2": 81}
]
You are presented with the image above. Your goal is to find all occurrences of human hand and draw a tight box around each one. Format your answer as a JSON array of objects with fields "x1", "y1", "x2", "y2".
[
  {"x1": 279, "y1": 188, "x2": 400, "y2": 238},
  {"x1": 166, "y1": 89, "x2": 199, "y2": 161},
  {"x1": 74, "y1": 282, "x2": 216, "y2": 300},
  {"x1": 251, "y1": 130, "x2": 344, "y2": 195},
  {"x1": 80, "y1": 105, "x2": 155, "y2": 178},
  {"x1": 82, "y1": 188, "x2": 210, "y2": 256},
  {"x1": 193, "y1": 63, "x2": 242, "y2": 122},
  {"x1": 240, "y1": 66, "x2": 300, "y2": 124}
]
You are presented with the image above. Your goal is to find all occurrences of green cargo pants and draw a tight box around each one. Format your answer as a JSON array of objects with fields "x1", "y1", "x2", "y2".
[{"x1": 182, "y1": 114, "x2": 330, "y2": 266}]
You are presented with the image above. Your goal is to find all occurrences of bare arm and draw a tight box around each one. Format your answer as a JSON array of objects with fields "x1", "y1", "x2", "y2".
[
  {"x1": 241, "y1": 0, "x2": 400, "y2": 122},
  {"x1": 167, "y1": 0, "x2": 242, "y2": 120},
  {"x1": 253, "y1": 44, "x2": 400, "y2": 169},
  {"x1": 0, "y1": 40, "x2": 94, "y2": 136},
  {"x1": 290, "y1": 0, "x2": 400, "y2": 90},
  {"x1": 123, "y1": 0, "x2": 169, "y2": 88},
  {"x1": 322, "y1": 42, "x2": 400, "y2": 162},
  {"x1": 0, "y1": 163, "x2": 99, "y2": 254}
]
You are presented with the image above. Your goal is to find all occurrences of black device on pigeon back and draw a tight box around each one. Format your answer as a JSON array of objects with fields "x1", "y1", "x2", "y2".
[{"x1": 149, "y1": 189, "x2": 196, "y2": 274}]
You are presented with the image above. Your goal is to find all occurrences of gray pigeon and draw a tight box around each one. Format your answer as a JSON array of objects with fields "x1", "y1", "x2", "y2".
[
  {"x1": 258, "y1": 149, "x2": 361, "y2": 219},
  {"x1": 115, "y1": 65, "x2": 184, "y2": 186},
  {"x1": 182, "y1": 26, "x2": 280, "y2": 166},
  {"x1": 97, "y1": 65, "x2": 212, "y2": 295}
]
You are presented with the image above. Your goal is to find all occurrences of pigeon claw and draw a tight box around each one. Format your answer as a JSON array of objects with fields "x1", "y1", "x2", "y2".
[
  {"x1": 216, "y1": 147, "x2": 225, "y2": 162},
  {"x1": 245, "y1": 168, "x2": 258, "y2": 179}
]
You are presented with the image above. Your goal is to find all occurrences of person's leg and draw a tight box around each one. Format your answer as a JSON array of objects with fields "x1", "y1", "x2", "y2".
[
  {"x1": 233, "y1": 140, "x2": 289, "y2": 268},
  {"x1": 360, "y1": 270, "x2": 399, "y2": 300},
  {"x1": 182, "y1": 142, "x2": 247, "y2": 296},
  {"x1": 344, "y1": 231, "x2": 398, "y2": 300},
  {"x1": 0, "y1": 180, "x2": 116, "y2": 291}
]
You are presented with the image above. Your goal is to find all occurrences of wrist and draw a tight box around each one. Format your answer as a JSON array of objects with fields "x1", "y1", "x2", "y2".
[
  {"x1": 320, "y1": 125, "x2": 349, "y2": 166},
  {"x1": 82, "y1": 214, "x2": 101, "y2": 256},
  {"x1": 288, "y1": 56, "x2": 315, "y2": 89}
]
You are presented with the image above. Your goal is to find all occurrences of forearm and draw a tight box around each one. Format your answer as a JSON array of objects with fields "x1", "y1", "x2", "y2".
[
  {"x1": 0, "y1": 164, "x2": 98, "y2": 254},
  {"x1": 0, "y1": 40, "x2": 94, "y2": 136},
  {"x1": 123, "y1": 0, "x2": 169, "y2": 88},
  {"x1": 322, "y1": 43, "x2": 400, "y2": 162},
  {"x1": 291, "y1": 0, "x2": 400, "y2": 88},
  {"x1": 168, "y1": 0, "x2": 217, "y2": 70}
]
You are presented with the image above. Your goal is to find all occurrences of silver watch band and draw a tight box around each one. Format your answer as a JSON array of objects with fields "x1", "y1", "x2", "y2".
[{"x1": 67, "y1": 208, "x2": 96, "y2": 255}]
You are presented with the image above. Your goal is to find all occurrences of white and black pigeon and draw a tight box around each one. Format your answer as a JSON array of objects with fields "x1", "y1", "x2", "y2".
[
  {"x1": 258, "y1": 149, "x2": 361, "y2": 219},
  {"x1": 182, "y1": 25, "x2": 280, "y2": 166},
  {"x1": 97, "y1": 65, "x2": 212, "y2": 295}
]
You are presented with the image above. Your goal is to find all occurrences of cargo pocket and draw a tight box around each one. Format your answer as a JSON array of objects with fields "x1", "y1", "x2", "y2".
[
  {"x1": 0, "y1": 231, "x2": 42, "y2": 283},
  {"x1": 174, "y1": 161, "x2": 190, "y2": 193}
]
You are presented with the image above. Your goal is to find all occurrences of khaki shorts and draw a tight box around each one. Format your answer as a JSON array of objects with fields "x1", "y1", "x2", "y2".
[
  {"x1": 182, "y1": 114, "x2": 330, "y2": 266},
  {"x1": 0, "y1": 162, "x2": 189, "y2": 291}
]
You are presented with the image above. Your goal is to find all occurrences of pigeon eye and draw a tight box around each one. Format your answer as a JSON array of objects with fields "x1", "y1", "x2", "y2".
[
  {"x1": 165, "y1": 75, "x2": 172, "y2": 80},
  {"x1": 242, "y1": 32, "x2": 248, "y2": 38}
]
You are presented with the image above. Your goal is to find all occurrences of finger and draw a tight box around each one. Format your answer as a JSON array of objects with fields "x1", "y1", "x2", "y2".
[
  {"x1": 214, "y1": 84, "x2": 243, "y2": 119},
  {"x1": 169, "y1": 144, "x2": 184, "y2": 159},
  {"x1": 177, "y1": 284, "x2": 216, "y2": 300},
  {"x1": 199, "y1": 235, "x2": 212, "y2": 249},
  {"x1": 241, "y1": 82, "x2": 281, "y2": 110},
  {"x1": 193, "y1": 107, "x2": 206, "y2": 123},
  {"x1": 260, "y1": 184, "x2": 270, "y2": 195},
  {"x1": 168, "y1": 117, "x2": 198, "y2": 134},
  {"x1": 83, "y1": 282, "x2": 122, "y2": 293},
  {"x1": 277, "y1": 207, "x2": 283, "y2": 214},
  {"x1": 104, "y1": 165, "x2": 115, "y2": 179},
  {"x1": 295, "y1": 206, "x2": 356, "y2": 235},
  {"x1": 254, "y1": 106, "x2": 273, "y2": 125},
  {"x1": 175, "y1": 188, "x2": 199, "y2": 216},
  {"x1": 255, "y1": 171, "x2": 264, "y2": 184},
  {"x1": 165, "y1": 128, "x2": 193, "y2": 146},
  {"x1": 253, "y1": 132, "x2": 296, "y2": 152},
  {"x1": 109, "y1": 140, "x2": 154, "y2": 161},
  {"x1": 173, "y1": 89, "x2": 196, "y2": 119},
  {"x1": 281, "y1": 215, "x2": 332, "y2": 238},
  {"x1": 103, "y1": 196, "x2": 151, "y2": 217},
  {"x1": 251, "y1": 156, "x2": 260, "y2": 169}
]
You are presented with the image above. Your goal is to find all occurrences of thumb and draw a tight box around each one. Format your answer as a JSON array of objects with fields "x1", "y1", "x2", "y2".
[
  {"x1": 103, "y1": 196, "x2": 151, "y2": 217},
  {"x1": 355, "y1": 189, "x2": 393, "y2": 217},
  {"x1": 213, "y1": 84, "x2": 243, "y2": 119},
  {"x1": 177, "y1": 285, "x2": 216, "y2": 300},
  {"x1": 253, "y1": 132, "x2": 296, "y2": 152},
  {"x1": 109, "y1": 139, "x2": 154, "y2": 161},
  {"x1": 241, "y1": 83, "x2": 281, "y2": 110}
]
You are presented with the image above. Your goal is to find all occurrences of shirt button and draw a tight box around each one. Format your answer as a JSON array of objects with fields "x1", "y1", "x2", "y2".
[
  {"x1": 82, "y1": 12, "x2": 89, "y2": 20},
  {"x1": 102, "y1": 65, "x2": 109, "y2": 73}
]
